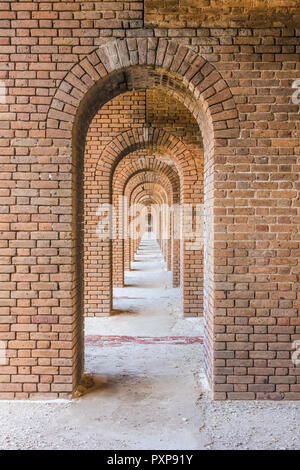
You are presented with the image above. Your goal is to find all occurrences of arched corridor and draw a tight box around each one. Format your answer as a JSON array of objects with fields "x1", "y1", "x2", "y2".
[
  {"x1": 81, "y1": 77, "x2": 206, "y2": 404},
  {"x1": 68, "y1": 46, "x2": 226, "y2": 398},
  {"x1": 1, "y1": 0, "x2": 300, "y2": 451},
  {"x1": 85, "y1": 232, "x2": 203, "y2": 358}
]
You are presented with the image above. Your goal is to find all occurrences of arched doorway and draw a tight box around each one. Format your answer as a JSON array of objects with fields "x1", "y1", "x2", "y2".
[{"x1": 46, "y1": 38, "x2": 240, "y2": 398}]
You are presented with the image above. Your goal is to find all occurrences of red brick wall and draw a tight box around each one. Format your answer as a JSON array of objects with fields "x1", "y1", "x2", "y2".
[
  {"x1": 145, "y1": 0, "x2": 300, "y2": 28},
  {"x1": 0, "y1": 0, "x2": 299, "y2": 400}
]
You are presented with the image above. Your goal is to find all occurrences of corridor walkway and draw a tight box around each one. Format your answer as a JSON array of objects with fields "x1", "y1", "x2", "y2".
[
  {"x1": 83, "y1": 233, "x2": 205, "y2": 449},
  {"x1": 86, "y1": 232, "x2": 201, "y2": 337},
  {"x1": 0, "y1": 235, "x2": 299, "y2": 450}
]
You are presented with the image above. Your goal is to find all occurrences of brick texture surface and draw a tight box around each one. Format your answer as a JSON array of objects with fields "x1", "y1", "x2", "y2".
[
  {"x1": 145, "y1": 0, "x2": 300, "y2": 28},
  {"x1": 0, "y1": 0, "x2": 299, "y2": 400}
]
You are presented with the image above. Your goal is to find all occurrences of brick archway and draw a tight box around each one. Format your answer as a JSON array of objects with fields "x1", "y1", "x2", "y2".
[
  {"x1": 98, "y1": 127, "x2": 199, "y2": 188},
  {"x1": 126, "y1": 179, "x2": 173, "y2": 275},
  {"x1": 84, "y1": 122, "x2": 203, "y2": 317},
  {"x1": 47, "y1": 39, "x2": 239, "y2": 146},
  {"x1": 112, "y1": 153, "x2": 180, "y2": 288},
  {"x1": 124, "y1": 170, "x2": 180, "y2": 272},
  {"x1": 113, "y1": 152, "x2": 181, "y2": 201},
  {"x1": 45, "y1": 38, "x2": 239, "y2": 398},
  {"x1": 97, "y1": 127, "x2": 203, "y2": 313},
  {"x1": 115, "y1": 170, "x2": 175, "y2": 284}
]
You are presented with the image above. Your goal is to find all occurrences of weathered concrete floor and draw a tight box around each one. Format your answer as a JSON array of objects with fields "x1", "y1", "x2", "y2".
[{"x1": 0, "y1": 235, "x2": 299, "y2": 450}]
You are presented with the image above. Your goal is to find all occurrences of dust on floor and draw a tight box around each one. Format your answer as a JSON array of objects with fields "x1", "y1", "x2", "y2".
[{"x1": 0, "y1": 236, "x2": 299, "y2": 450}]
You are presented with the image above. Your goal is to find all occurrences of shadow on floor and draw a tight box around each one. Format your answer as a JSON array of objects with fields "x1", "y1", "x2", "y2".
[{"x1": 110, "y1": 308, "x2": 138, "y2": 316}]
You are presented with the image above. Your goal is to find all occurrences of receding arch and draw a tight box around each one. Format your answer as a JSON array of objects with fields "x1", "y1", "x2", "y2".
[
  {"x1": 98, "y1": 127, "x2": 199, "y2": 191},
  {"x1": 45, "y1": 37, "x2": 240, "y2": 397},
  {"x1": 113, "y1": 151, "x2": 181, "y2": 200},
  {"x1": 113, "y1": 157, "x2": 180, "y2": 287},
  {"x1": 47, "y1": 38, "x2": 239, "y2": 150}
]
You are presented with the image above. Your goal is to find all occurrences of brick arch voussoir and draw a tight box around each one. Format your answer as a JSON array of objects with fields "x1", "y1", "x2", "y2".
[
  {"x1": 123, "y1": 169, "x2": 173, "y2": 193},
  {"x1": 124, "y1": 173, "x2": 174, "y2": 206},
  {"x1": 46, "y1": 38, "x2": 240, "y2": 148},
  {"x1": 97, "y1": 127, "x2": 198, "y2": 185},
  {"x1": 131, "y1": 185, "x2": 169, "y2": 208},
  {"x1": 125, "y1": 170, "x2": 177, "y2": 201},
  {"x1": 112, "y1": 154, "x2": 180, "y2": 201}
]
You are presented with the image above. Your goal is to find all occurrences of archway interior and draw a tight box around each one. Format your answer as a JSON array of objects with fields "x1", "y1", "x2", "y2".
[
  {"x1": 67, "y1": 53, "x2": 223, "y2": 392},
  {"x1": 79, "y1": 67, "x2": 206, "y2": 386},
  {"x1": 83, "y1": 79, "x2": 204, "y2": 312}
]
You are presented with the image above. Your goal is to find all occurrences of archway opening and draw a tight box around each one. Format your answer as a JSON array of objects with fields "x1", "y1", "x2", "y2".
[
  {"x1": 80, "y1": 79, "x2": 207, "y2": 404},
  {"x1": 46, "y1": 39, "x2": 239, "y2": 397}
]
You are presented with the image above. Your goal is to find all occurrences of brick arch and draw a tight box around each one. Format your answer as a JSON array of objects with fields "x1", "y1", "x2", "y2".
[
  {"x1": 44, "y1": 37, "x2": 240, "y2": 397},
  {"x1": 127, "y1": 175, "x2": 176, "y2": 269},
  {"x1": 121, "y1": 168, "x2": 179, "y2": 283},
  {"x1": 104, "y1": 133, "x2": 198, "y2": 304},
  {"x1": 131, "y1": 183, "x2": 168, "y2": 206},
  {"x1": 131, "y1": 183, "x2": 168, "y2": 255},
  {"x1": 130, "y1": 182, "x2": 170, "y2": 247},
  {"x1": 125, "y1": 172, "x2": 173, "y2": 199},
  {"x1": 131, "y1": 184, "x2": 171, "y2": 268},
  {"x1": 125, "y1": 173, "x2": 174, "y2": 205},
  {"x1": 113, "y1": 151, "x2": 180, "y2": 203},
  {"x1": 135, "y1": 196, "x2": 162, "y2": 207},
  {"x1": 113, "y1": 153, "x2": 180, "y2": 201},
  {"x1": 113, "y1": 162, "x2": 178, "y2": 287},
  {"x1": 96, "y1": 129, "x2": 201, "y2": 289},
  {"x1": 46, "y1": 38, "x2": 239, "y2": 148},
  {"x1": 99, "y1": 126, "x2": 199, "y2": 195}
]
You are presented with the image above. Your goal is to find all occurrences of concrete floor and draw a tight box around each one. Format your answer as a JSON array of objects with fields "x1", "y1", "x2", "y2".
[{"x1": 0, "y1": 234, "x2": 299, "y2": 450}]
